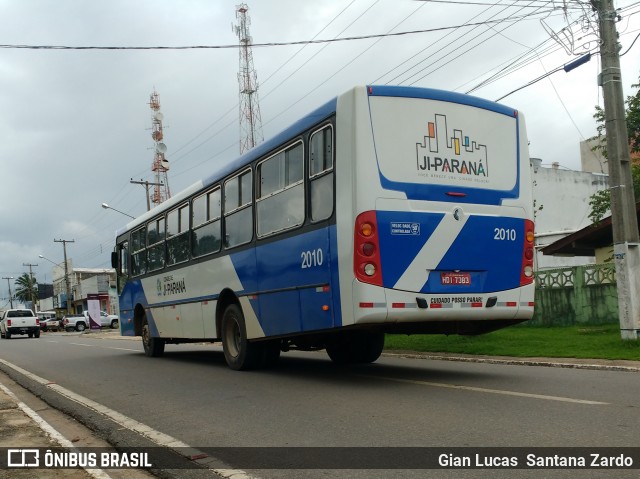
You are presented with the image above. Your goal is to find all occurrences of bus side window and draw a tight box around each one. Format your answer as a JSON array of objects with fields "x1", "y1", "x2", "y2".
[
  {"x1": 192, "y1": 187, "x2": 222, "y2": 257},
  {"x1": 167, "y1": 203, "x2": 190, "y2": 265},
  {"x1": 147, "y1": 218, "x2": 165, "y2": 272},
  {"x1": 256, "y1": 142, "x2": 305, "y2": 237},
  {"x1": 309, "y1": 125, "x2": 334, "y2": 222},
  {"x1": 117, "y1": 241, "x2": 129, "y2": 293},
  {"x1": 131, "y1": 227, "x2": 147, "y2": 276},
  {"x1": 224, "y1": 169, "x2": 253, "y2": 248}
]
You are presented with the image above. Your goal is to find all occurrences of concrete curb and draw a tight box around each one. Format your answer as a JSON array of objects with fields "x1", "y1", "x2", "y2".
[{"x1": 383, "y1": 351, "x2": 640, "y2": 373}]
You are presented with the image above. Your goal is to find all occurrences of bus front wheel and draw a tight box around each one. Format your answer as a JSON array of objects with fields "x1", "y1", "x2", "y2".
[
  {"x1": 142, "y1": 319, "x2": 165, "y2": 357},
  {"x1": 222, "y1": 304, "x2": 261, "y2": 370}
]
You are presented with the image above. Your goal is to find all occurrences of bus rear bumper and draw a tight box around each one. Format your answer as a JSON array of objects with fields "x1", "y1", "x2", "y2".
[{"x1": 351, "y1": 280, "x2": 534, "y2": 333}]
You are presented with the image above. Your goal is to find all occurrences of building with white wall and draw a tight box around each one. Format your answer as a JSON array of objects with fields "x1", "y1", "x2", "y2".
[{"x1": 531, "y1": 158, "x2": 609, "y2": 270}]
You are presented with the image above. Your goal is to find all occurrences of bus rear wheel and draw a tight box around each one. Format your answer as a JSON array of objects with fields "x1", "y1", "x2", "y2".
[
  {"x1": 326, "y1": 331, "x2": 385, "y2": 364},
  {"x1": 222, "y1": 304, "x2": 261, "y2": 370},
  {"x1": 142, "y1": 319, "x2": 165, "y2": 357}
]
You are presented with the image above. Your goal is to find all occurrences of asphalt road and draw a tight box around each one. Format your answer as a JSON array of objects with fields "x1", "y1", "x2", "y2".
[{"x1": 0, "y1": 331, "x2": 639, "y2": 479}]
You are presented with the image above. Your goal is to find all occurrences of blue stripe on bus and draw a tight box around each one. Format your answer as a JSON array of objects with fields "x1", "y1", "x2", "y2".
[
  {"x1": 231, "y1": 225, "x2": 342, "y2": 337},
  {"x1": 376, "y1": 211, "x2": 524, "y2": 293},
  {"x1": 120, "y1": 224, "x2": 343, "y2": 339}
]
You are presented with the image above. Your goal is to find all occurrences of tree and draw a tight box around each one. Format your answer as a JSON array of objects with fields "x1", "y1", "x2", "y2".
[
  {"x1": 588, "y1": 74, "x2": 640, "y2": 223},
  {"x1": 14, "y1": 273, "x2": 37, "y2": 305}
]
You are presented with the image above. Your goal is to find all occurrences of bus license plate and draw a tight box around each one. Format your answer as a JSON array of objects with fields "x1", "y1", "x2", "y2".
[{"x1": 440, "y1": 272, "x2": 471, "y2": 285}]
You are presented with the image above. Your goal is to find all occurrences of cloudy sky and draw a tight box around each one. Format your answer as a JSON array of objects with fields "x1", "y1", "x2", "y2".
[{"x1": 1, "y1": 0, "x2": 639, "y2": 301}]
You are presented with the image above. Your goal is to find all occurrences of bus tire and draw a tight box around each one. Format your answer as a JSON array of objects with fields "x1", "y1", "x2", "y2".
[
  {"x1": 221, "y1": 304, "x2": 261, "y2": 370},
  {"x1": 326, "y1": 335, "x2": 352, "y2": 365},
  {"x1": 353, "y1": 331, "x2": 385, "y2": 363},
  {"x1": 326, "y1": 331, "x2": 385, "y2": 365},
  {"x1": 142, "y1": 319, "x2": 165, "y2": 357}
]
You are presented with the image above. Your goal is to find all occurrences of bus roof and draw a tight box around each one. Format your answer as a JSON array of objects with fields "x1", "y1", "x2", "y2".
[{"x1": 367, "y1": 85, "x2": 517, "y2": 117}]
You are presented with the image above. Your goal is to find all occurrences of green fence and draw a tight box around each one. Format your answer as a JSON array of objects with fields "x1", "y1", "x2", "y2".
[{"x1": 531, "y1": 264, "x2": 618, "y2": 326}]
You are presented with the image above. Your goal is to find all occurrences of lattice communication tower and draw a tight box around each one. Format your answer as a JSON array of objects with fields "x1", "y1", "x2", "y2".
[
  {"x1": 234, "y1": 3, "x2": 264, "y2": 154},
  {"x1": 149, "y1": 89, "x2": 171, "y2": 205}
]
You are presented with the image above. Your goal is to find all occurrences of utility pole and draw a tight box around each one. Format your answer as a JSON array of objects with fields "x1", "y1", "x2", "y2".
[
  {"x1": 54, "y1": 239, "x2": 75, "y2": 314},
  {"x1": 595, "y1": 0, "x2": 640, "y2": 339},
  {"x1": 130, "y1": 178, "x2": 163, "y2": 211},
  {"x1": 23, "y1": 262, "x2": 38, "y2": 311},
  {"x1": 2, "y1": 277, "x2": 14, "y2": 308}
]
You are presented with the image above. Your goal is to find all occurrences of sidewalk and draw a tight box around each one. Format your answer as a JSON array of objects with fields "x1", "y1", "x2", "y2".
[
  {"x1": 0, "y1": 330, "x2": 149, "y2": 479},
  {"x1": 0, "y1": 380, "x2": 96, "y2": 478}
]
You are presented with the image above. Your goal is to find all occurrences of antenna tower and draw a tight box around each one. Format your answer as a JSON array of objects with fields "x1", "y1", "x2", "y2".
[
  {"x1": 149, "y1": 89, "x2": 171, "y2": 205},
  {"x1": 234, "y1": 3, "x2": 264, "y2": 154}
]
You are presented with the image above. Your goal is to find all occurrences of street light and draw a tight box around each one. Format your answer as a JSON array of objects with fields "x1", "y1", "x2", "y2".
[
  {"x1": 101, "y1": 203, "x2": 135, "y2": 219},
  {"x1": 38, "y1": 254, "x2": 57, "y2": 265},
  {"x1": 2, "y1": 276, "x2": 14, "y2": 308}
]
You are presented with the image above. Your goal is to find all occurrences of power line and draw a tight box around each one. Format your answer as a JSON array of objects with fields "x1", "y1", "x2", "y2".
[
  {"x1": 0, "y1": 13, "x2": 568, "y2": 51},
  {"x1": 404, "y1": 1, "x2": 555, "y2": 86}
]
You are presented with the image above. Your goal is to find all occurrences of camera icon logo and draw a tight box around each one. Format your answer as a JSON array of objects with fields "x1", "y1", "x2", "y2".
[{"x1": 7, "y1": 449, "x2": 40, "y2": 467}]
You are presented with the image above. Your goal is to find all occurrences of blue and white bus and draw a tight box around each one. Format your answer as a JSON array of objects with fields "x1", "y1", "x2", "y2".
[{"x1": 111, "y1": 85, "x2": 535, "y2": 370}]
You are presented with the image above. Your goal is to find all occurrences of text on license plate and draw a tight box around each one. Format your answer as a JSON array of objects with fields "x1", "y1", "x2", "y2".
[{"x1": 440, "y1": 272, "x2": 471, "y2": 285}]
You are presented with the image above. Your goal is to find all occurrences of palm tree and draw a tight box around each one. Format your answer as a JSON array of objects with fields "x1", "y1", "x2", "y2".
[{"x1": 14, "y1": 273, "x2": 37, "y2": 306}]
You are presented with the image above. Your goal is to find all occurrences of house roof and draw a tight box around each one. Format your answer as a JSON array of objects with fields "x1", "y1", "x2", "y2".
[{"x1": 541, "y1": 202, "x2": 640, "y2": 256}]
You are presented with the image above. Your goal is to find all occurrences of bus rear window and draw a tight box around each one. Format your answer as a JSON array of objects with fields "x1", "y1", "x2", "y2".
[{"x1": 369, "y1": 96, "x2": 518, "y2": 193}]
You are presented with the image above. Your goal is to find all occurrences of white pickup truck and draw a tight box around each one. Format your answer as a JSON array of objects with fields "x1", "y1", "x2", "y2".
[
  {"x1": 62, "y1": 311, "x2": 119, "y2": 332},
  {"x1": 0, "y1": 309, "x2": 40, "y2": 339}
]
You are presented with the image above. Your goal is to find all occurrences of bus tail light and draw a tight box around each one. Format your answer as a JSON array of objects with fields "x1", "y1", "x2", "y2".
[
  {"x1": 354, "y1": 211, "x2": 383, "y2": 286},
  {"x1": 520, "y1": 219, "x2": 535, "y2": 286}
]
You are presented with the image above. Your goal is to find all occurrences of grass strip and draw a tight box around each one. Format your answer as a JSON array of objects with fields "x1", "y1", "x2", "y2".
[{"x1": 384, "y1": 324, "x2": 640, "y2": 361}]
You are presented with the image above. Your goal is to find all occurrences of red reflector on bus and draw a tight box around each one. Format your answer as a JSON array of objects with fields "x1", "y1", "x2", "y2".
[
  {"x1": 446, "y1": 191, "x2": 467, "y2": 197},
  {"x1": 430, "y1": 303, "x2": 442, "y2": 309},
  {"x1": 392, "y1": 303, "x2": 405, "y2": 309},
  {"x1": 506, "y1": 302, "x2": 517, "y2": 307},
  {"x1": 471, "y1": 302, "x2": 482, "y2": 308},
  {"x1": 359, "y1": 302, "x2": 374, "y2": 308}
]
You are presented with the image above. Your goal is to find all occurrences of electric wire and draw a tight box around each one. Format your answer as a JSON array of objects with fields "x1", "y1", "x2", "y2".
[{"x1": 405, "y1": 1, "x2": 556, "y2": 86}]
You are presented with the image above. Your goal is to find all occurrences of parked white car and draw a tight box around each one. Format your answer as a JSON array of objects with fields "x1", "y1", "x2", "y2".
[
  {"x1": 62, "y1": 311, "x2": 119, "y2": 332},
  {"x1": 83, "y1": 311, "x2": 119, "y2": 329}
]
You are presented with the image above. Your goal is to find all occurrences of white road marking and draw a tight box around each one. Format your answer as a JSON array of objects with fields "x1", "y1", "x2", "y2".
[
  {"x1": 365, "y1": 375, "x2": 609, "y2": 405},
  {"x1": 0, "y1": 358, "x2": 257, "y2": 479},
  {"x1": 66, "y1": 341, "x2": 139, "y2": 352},
  {"x1": 0, "y1": 381, "x2": 112, "y2": 479}
]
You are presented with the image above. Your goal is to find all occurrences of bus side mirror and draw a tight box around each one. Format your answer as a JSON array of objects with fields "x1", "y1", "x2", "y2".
[{"x1": 111, "y1": 251, "x2": 118, "y2": 269}]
